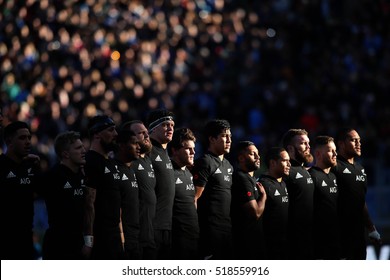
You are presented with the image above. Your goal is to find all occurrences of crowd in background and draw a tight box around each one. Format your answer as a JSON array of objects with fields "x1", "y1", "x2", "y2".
[{"x1": 1, "y1": 1, "x2": 390, "y2": 196}]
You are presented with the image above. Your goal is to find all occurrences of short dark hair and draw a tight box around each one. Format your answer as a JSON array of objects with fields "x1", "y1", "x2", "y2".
[
  {"x1": 313, "y1": 135, "x2": 334, "y2": 150},
  {"x1": 3, "y1": 121, "x2": 30, "y2": 143},
  {"x1": 170, "y1": 127, "x2": 196, "y2": 150},
  {"x1": 281, "y1": 128, "x2": 308, "y2": 149},
  {"x1": 54, "y1": 131, "x2": 81, "y2": 158},
  {"x1": 116, "y1": 129, "x2": 137, "y2": 144},
  {"x1": 120, "y1": 120, "x2": 143, "y2": 131},
  {"x1": 335, "y1": 127, "x2": 355, "y2": 143},
  {"x1": 204, "y1": 119, "x2": 230, "y2": 140},
  {"x1": 235, "y1": 140, "x2": 255, "y2": 157},
  {"x1": 264, "y1": 147, "x2": 286, "y2": 168}
]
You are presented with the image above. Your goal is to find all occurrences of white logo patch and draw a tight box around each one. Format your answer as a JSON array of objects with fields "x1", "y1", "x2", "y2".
[
  {"x1": 343, "y1": 168, "x2": 351, "y2": 174},
  {"x1": 137, "y1": 164, "x2": 144, "y2": 170},
  {"x1": 6, "y1": 171, "x2": 16, "y2": 178},
  {"x1": 176, "y1": 178, "x2": 183, "y2": 184}
]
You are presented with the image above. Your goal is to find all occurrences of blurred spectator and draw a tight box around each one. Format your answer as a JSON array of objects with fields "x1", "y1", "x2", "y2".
[{"x1": 0, "y1": 0, "x2": 388, "y2": 167}]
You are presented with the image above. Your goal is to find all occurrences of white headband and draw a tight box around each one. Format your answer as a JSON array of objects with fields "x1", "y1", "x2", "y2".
[{"x1": 148, "y1": 116, "x2": 174, "y2": 132}]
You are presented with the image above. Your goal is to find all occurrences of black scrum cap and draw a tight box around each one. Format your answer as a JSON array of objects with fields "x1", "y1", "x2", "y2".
[{"x1": 88, "y1": 115, "x2": 115, "y2": 136}]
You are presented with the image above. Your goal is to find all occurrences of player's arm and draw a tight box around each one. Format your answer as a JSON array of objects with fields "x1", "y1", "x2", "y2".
[
  {"x1": 363, "y1": 202, "x2": 382, "y2": 245},
  {"x1": 119, "y1": 209, "x2": 125, "y2": 247},
  {"x1": 242, "y1": 182, "x2": 267, "y2": 219},
  {"x1": 82, "y1": 186, "x2": 96, "y2": 258},
  {"x1": 194, "y1": 185, "x2": 204, "y2": 209}
]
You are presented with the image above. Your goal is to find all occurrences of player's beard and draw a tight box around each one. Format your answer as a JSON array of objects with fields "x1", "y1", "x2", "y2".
[
  {"x1": 294, "y1": 146, "x2": 314, "y2": 165},
  {"x1": 245, "y1": 159, "x2": 260, "y2": 172},
  {"x1": 101, "y1": 139, "x2": 117, "y2": 153},
  {"x1": 139, "y1": 140, "x2": 152, "y2": 154},
  {"x1": 326, "y1": 157, "x2": 337, "y2": 168}
]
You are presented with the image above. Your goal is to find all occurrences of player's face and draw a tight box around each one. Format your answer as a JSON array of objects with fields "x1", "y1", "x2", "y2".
[
  {"x1": 243, "y1": 145, "x2": 260, "y2": 172},
  {"x1": 278, "y1": 150, "x2": 291, "y2": 177},
  {"x1": 11, "y1": 128, "x2": 32, "y2": 158},
  {"x1": 174, "y1": 140, "x2": 195, "y2": 167},
  {"x1": 67, "y1": 139, "x2": 86, "y2": 166},
  {"x1": 126, "y1": 136, "x2": 141, "y2": 161},
  {"x1": 343, "y1": 130, "x2": 361, "y2": 158},
  {"x1": 150, "y1": 120, "x2": 175, "y2": 144},
  {"x1": 131, "y1": 123, "x2": 152, "y2": 154},
  {"x1": 322, "y1": 141, "x2": 337, "y2": 168},
  {"x1": 292, "y1": 134, "x2": 313, "y2": 164},
  {"x1": 98, "y1": 126, "x2": 118, "y2": 152},
  {"x1": 212, "y1": 129, "x2": 232, "y2": 155}
]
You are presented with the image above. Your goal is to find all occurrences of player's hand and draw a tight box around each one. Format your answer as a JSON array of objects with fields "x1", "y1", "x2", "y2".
[
  {"x1": 256, "y1": 182, "x2": 267, "y2": 201},
  {"x1": 368, "y1": 227, "x2": 382, "y2": 245}
]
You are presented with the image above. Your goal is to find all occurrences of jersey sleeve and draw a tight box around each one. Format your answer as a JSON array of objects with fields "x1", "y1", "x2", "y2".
[{"x1": 191, "y1": 156, "x2": 213, "y2": 187}]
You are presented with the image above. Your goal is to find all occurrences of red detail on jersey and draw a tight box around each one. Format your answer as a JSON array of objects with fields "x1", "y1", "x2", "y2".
[
  {"x1": 247, "y1": 191, "x2": 252, "y2": 197},
  {"x1": 193, "y1": 174, "x2": 199, "y2": 180}
]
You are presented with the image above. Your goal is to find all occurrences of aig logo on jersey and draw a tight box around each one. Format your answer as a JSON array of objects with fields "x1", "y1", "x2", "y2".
[
  {"x1": 224, "y1": 175, "x2": 231, "y2": 182},
  {"x1": 74, "y1": 188, "x2": 83, "y2": 196},
  {"x1": 20, "y1": 177, "x2": 31, "y2": 184},
  {"x1": 356, "y1": 175, "x2": 365, "y2": 182}
]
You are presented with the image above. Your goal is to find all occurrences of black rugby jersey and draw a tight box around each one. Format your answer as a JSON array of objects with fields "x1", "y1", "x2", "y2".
[
  {"x1": 284, "y1": 159, "x2": 314, "y2": 259},
  {"x1": 0, "y1": 154, "x2": 40, "y2": 259},
  {"x1": 84, "y1": 150, "x2": 122, "y2": 233},
  {"x1": 192, "y1": 152, "x2": 234, "y2": 230},
  {"x1": 259, "y1": 174, "x2": 289, "y2": 260},
  {"x1": 172, "y1": 161, "x2": 199, "y2": 259},
  {"x1": 44, "y1": 163, "x2": 85, "y2": 234},
  {"x1": 231, "y1": 169, "x2": 265, "y2": 260},
  {"x1": 150, "y1": 139, "x2": 175, "y2": 230},
  {"x1": 172, "y1": 162, "x2": 199, "y2": 238},
  {"x1": 0, "y1": 154, "x2": 39, "y2": 232},
  {"x1": 309, "y1": 166, "x2": 340, "y2": 259},
  {"x1": 131, "y1": 156, "x2": 156, "y2": 249},
  {"x1": 42, "y1": 163, "x2": 85, "y2": 259},
  {"x1": 332, "y1": 155, "x2": 368, "y2": 259},
  {"x1": 113, "y1": 159, "x2": 140, "y2": 258},
  {"x1": 231, "y1": 170, "x2": 262, "y2": 230},
  {"x1": 332, "y1": 156, "x2": 367, "y2": 221}
]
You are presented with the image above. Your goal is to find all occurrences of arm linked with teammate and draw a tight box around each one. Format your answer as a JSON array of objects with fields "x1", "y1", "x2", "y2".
[{"x1": 82, "y1": 186, "x2": 96, "y2": 259}]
